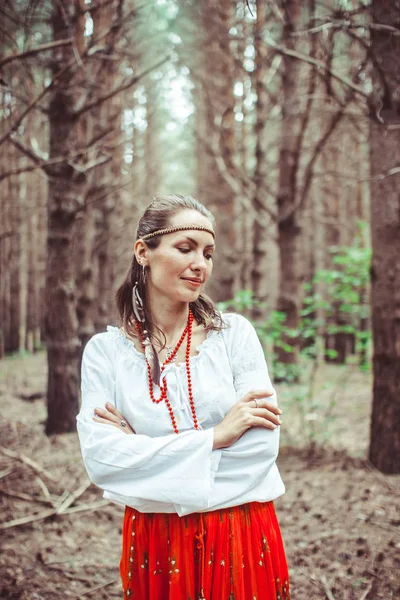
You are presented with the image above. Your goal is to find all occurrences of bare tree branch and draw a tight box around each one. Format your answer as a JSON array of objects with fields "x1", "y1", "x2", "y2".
[
  {"x1": 0, "y1": 67, "x2": 62, "y2": 147},
  {"x1": 358, "y1": 165, "x2": 400, "y2": 183},
  {"x1": 244, "y1": 1, "x2": 254, "y2": 17},
  {"x1": 194, "y1": 124, "x2": 278, "y2": 222},
  {"x1": 78, "y1": 0, "x2": 116, "y2": 15},
  {"x1": 0, "y1": 38, "x2": 73, "y2": 69},
  {"x1": 73, "y1": 55, "x2": 170, "y2": 118},
  {"x1": 0, "y1": 7, "x2": 141, "y2": 147},
  {"x1": 293, "y1": 20, "x2": 400, "y2": 38},
  {"x1": 8, "y1": 122, "x2": 116, "y2": 170},
  {"x1": 0, "y1": 231, "x2": 15, "y2": 243},
  {"x1": 83, "y1": 180, "x2": 132, "y2": 211},
  {"x1": 295, "y1": 107, "x2": 345, "y2": 218},
  {"x1": 70, "y1": 154, "x2": 112, "y2": 174},
  {"x1": 8, "y1": 136, "x2": 44, "y2": 164},
  {"x1": 3, "y1": 89, "x2": 49, "y2": 114},
  {"x1": 277, "y1": 35, "x2": 369, "y2": 224},
  {"x1": 289, "y1": 1, "x2": 319, "y2": 218},
  {"x1": 264, "y1": 33, "x2": 368, "y2": 98},
  {"x1": 0, "y1": 149, "x2": 86, "y2": 182}
]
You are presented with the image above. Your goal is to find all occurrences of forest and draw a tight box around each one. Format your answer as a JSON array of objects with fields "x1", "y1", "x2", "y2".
[{"x1": 0, "y1": 1, "x2": 399, "y2": 599}]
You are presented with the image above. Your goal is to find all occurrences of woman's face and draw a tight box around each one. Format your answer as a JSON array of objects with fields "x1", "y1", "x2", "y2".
[{"x1": 143, "y1": 209, "x2": 215, "y2": 305}]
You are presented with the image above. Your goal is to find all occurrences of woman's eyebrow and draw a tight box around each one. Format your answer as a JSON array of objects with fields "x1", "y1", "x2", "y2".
[{"x1": 181, "y1": 236, "x2": 215, "y2": 249}]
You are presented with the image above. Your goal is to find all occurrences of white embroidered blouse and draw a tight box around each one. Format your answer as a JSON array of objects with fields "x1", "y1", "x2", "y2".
[{"x1": 77, "y1": 312, "x2": 285, "y2": 516}]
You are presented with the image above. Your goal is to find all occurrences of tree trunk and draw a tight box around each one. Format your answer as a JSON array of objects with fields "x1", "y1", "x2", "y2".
[
  {"x1": 234, "y1": 7, "x2": 252, "y2": 297},
  {"x1": 0, "y1": 127, "x2": 12, "y2": 355},
  {"x1": 144, "y1": 78, "x2": 162, "y2": 197},
  {"x1": 76, "y1": 1, "x2": 114, "y2": 347},
  {"x1": 45, "y1": 0, "x2": 86, "y2": 434},
  {"x1": 75, "y1": 201, "x2": 97, "y2": 350},
  {"x1": 194, "y1": 0, "x2": 237, "y2": 302},
  {"x1": 368, "y1": 1, "x2": 400, "y2": 474},
  {"x1": 8, "y1": 140, "x2": 26, "y2": 353},
  {"x1": 91, "y1": 1, "x2": 124, "y2": 333},
  {"x1": 26, "y1": 174, "x2": 41, "y2": 352},
  {"x1": 276, "y1": 0, "x2": 303, "y2": 368},
  {"x1": 251, "y1": 0, "x2": 279, "y2": 318}
]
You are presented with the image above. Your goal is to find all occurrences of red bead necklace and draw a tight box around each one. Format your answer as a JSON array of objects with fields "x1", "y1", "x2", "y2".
[{"x1": 135, "y1": 310, "x2": 200, "y2": 434}]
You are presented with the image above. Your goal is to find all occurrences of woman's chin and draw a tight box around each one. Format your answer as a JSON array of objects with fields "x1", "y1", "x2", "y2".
[{"x1": 177, "y1": 289, "x2": 202, "y2": 303}]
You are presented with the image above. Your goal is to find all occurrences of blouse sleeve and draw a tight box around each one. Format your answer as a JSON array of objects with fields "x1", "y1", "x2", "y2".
[
  {"x1": 77, "y1": 333, "x2": 221, "y2": 510},
  {"x1": 177, "y1": 314, "x2": 283, "y2": 516},
  {"x1": 226, "y1": 312, "x2": 276, "y2": 402}
]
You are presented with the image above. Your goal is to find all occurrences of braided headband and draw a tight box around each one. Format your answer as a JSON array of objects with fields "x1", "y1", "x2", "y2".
[{"x1": 140, "y1": 225, "x2": 215, "y2": 242}]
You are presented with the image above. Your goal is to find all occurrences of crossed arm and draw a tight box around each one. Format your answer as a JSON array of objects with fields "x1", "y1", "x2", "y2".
[{"x1": 93, "y1": 388, "x2": 282, "y2": 450}]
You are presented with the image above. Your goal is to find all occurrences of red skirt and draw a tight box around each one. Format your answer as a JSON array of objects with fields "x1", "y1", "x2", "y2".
[{"x1": 120, "y1": 501, "x2": 290, "y2": 600}]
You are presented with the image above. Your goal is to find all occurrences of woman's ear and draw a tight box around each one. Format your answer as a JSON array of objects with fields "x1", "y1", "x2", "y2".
[{"x1": 134, "y1": 239, "x2": 148, "y2": 264}]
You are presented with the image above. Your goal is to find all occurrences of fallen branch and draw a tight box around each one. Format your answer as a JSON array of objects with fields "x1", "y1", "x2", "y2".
[
  {"x1": 359, "y1": 581, "x2": 373, "y2": 600},
  {"x1": 320, "y1": 575, "x2": 336, "y2": 600},
  {"x1": 35, "y1": 475, "x2": 56, "y2": 506},
  {"x1": 364, "y1": 460, "x2": 395, "y2": 491},
  {"x1": 61, "y1": 499, "x2": 109, "y2": 515},
  {"x1": 0, "y1": 446, "x2": 57, "y2": 481},
  {"x1": 0, "y1": 508, "x2": 55, "y2": 530},
  {"x1": 72, "y1": 578, "x2": 118, "y2": 598},
  {"x1": 0, "y1": 467, "x2": 13, "y2": 480},
  {"x1": 19, "y1": 392, "x2": 45, "y2": 402},
  {"x1": 0, "y1": 498, "x2": 110, "y2": 530},
  {"x1": 0, "y1": 488, "x2": 54, "y2": 506},
  {"x1": 56, "y1": 480, "x2": 92, "y2": 514},
  {"x1": 46, "y1": 565, "x2": 94, "y2": 584}
]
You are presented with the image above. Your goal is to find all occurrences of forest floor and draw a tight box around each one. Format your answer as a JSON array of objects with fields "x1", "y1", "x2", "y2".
[{"x1": 0, "y1": 351, "x2": 399, "y2": 600}]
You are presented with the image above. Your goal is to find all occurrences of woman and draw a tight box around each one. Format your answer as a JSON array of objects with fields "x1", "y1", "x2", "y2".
[{"x1": 77, "y1": 195, "x2": 290, "y2": 600}]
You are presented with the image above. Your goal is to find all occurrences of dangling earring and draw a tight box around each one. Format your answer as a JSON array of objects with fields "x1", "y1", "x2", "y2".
[
  {"x1": 132, "y1": 262, "x2": 161, "y2": 385},
  {"x1": 132, "y1": 282, "x2": 145, "y2": 324},
  {"x1": 142, "y1": 263, "x2": 147, "y2": 284}
]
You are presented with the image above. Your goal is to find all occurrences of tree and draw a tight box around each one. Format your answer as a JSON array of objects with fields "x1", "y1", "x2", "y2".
[
  {"x1": 45, "y1": 0, "x2": 87, "y2": 434},
  {"x1": 251, "y1": 0, "x2": 279, "y2": 315},
  {"x1": 368, "y1": 1, "x2": 400, "y2": 474},
  {"x1": 191, "y1": 0, "x2": 238, "y2": 302},
  {"x1": 275, "y1": 0, "x2": 304, "y2": 368}
]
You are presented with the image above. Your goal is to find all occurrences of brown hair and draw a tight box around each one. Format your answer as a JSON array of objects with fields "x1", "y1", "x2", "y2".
[{"x1": 115, "y1": 195, "x2": 224, "y2": 343}]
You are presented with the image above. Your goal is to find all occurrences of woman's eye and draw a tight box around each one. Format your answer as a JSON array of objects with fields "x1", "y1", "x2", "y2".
[{"x1": 178, "y1": 247, "x2": 213, "y2": 260}]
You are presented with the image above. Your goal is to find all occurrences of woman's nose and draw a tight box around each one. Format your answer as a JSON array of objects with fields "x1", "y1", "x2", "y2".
[{"x1": 191, "y1": 252, "x2": 208, "y2": 271}]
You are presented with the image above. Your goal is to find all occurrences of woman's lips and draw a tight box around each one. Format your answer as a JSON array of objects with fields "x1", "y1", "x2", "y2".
[{"x1": 182, "y1": 278, "x2": 202, "y2": 287}]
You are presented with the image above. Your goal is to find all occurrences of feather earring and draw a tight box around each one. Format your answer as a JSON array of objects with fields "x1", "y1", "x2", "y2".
[
  {"x1": 132, "y1": 269, "x2": 161, "y2": 385},
  {"x1": 132, "y1": 282, "x2": 145, "y2": 324}
]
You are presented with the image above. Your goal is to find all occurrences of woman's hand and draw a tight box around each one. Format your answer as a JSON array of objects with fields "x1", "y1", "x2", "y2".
[
  {"x1": 93, "y1": 402, "x2": 135, "y2": 434},
  {"x1": 213, "y1": 389, "x2": 282, "y2": 450}
]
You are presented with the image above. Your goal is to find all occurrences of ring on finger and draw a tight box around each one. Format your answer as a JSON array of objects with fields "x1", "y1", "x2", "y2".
[
  {"x1": 253, "y1": 399, "x2": 258, "y2": 409},
  {"x1": 120, "y1": 420, "x2": 127, "y2": 428}
]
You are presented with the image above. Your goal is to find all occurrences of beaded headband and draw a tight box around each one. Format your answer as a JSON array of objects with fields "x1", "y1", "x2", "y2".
[{"x1": 140, "y1": 225, "x2": 215, "y2": 242}]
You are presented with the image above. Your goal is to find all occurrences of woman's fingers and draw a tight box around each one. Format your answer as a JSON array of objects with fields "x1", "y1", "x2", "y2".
[
  {"x1": 252, "y1": 416, "x2": 279, "y2": 430},
  {"x1": 241, "y1": 389, "x2": 283, "y2": 415},
  {"x1": 93, "y1": 405, "x2": 135, "y2": 434},
  {"x1": 93, "y1": 414, "x2": 120, "y2": 428},
  {"x1": 254, "y1": 408, "x2": 282, "y2": 427},
  {"x1": 94, "y1": 406, "x2": 119, "y2": 424},
  {"x1": 105, "y1": 402, "x2": 124, "y2": 419}
]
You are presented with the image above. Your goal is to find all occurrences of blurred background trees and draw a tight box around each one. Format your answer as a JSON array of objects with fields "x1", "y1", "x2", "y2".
[{"x1": 0, "y1": 0, "x2": 398, "y2": 473}]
